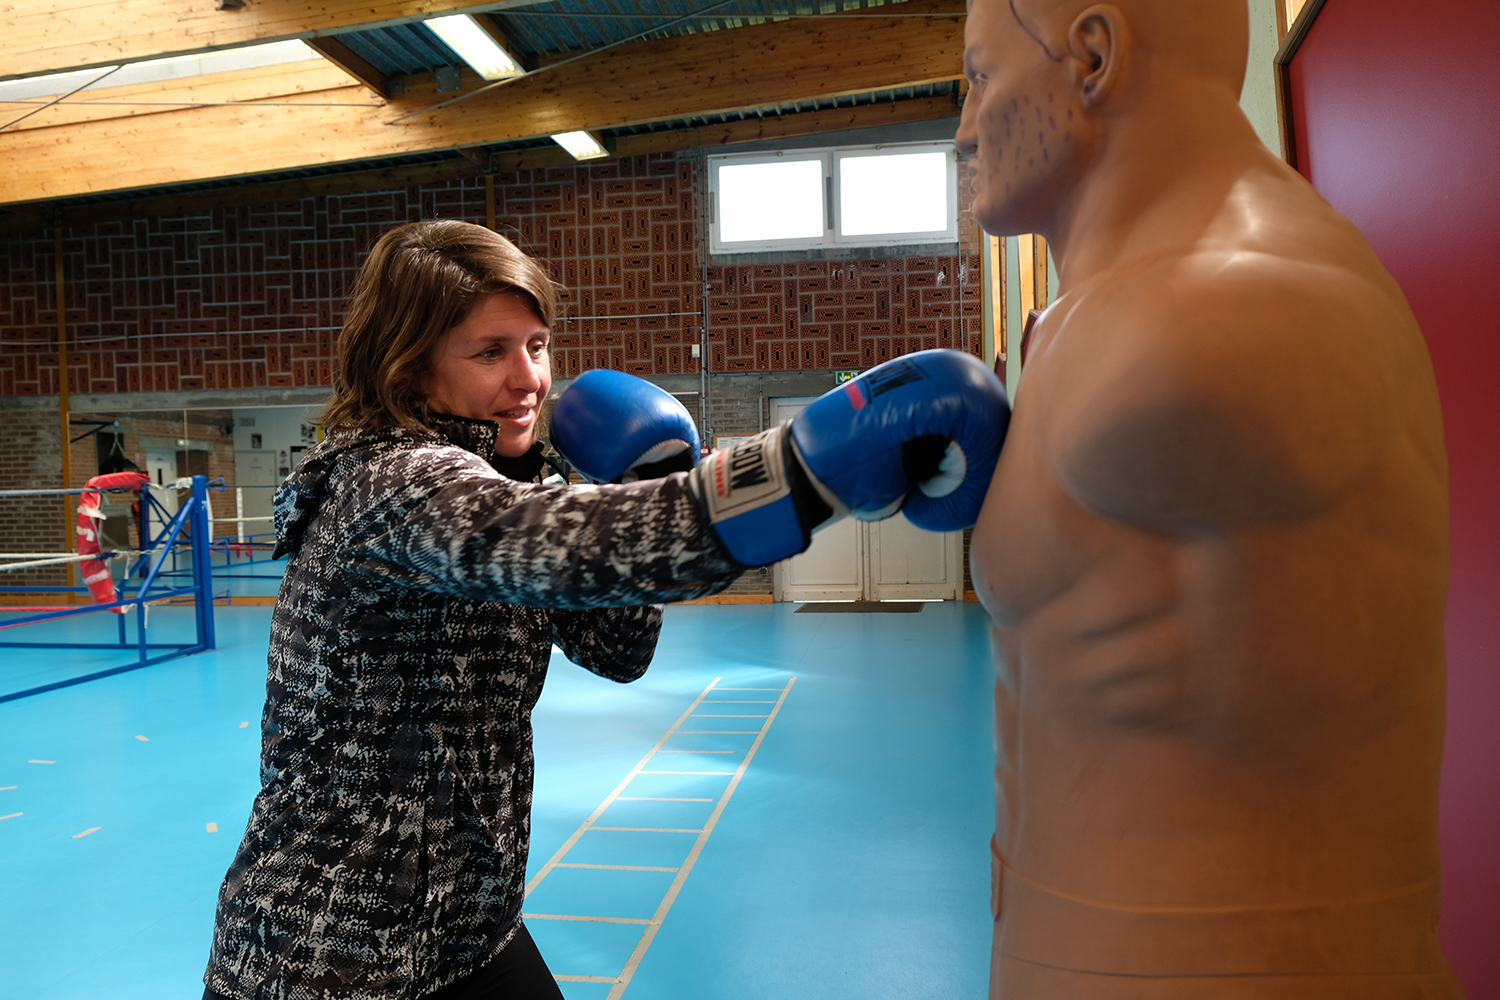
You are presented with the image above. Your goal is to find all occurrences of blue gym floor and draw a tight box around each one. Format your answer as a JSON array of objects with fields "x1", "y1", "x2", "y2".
[{"x1": 0, "y1": 601, "x2": 995, "y2": 999}]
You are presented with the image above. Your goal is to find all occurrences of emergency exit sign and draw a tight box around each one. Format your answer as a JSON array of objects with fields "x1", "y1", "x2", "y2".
[{"x1": 834, "y1": 370, "x2": 859, "y2": 385}]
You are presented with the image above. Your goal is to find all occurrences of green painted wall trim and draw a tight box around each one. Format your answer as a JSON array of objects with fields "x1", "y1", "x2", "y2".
[{"x1": 1241, "y1": 0, "x2": 1285, "y2": 157}]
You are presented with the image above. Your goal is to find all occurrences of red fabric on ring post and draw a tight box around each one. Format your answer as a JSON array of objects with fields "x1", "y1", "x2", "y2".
[{"x1": 76, "y1": 471, "x2": 150, "y2": 612}]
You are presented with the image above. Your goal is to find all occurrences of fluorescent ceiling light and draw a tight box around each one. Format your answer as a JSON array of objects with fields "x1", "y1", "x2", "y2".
[
  {"x1": 552, "y1": 130, "x2": 610, "y2": 161},
  {"x1": 426, "y1": 15, "x2": 522, "y2": 81}
]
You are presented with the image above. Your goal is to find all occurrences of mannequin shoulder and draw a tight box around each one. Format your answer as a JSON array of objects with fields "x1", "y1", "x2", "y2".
[{"x1": 1034, "y1": 248, "x2": 1425, "y2": 532}]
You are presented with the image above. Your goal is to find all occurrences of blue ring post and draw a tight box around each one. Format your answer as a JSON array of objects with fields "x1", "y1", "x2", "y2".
[{"x1": 190, "y1": 474, "x2": 216, "y2": 651}]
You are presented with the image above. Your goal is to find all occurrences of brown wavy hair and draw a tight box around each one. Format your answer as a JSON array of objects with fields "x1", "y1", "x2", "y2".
[{"x1": 321, "y1": 220, "x2": 558, "y2": 432}]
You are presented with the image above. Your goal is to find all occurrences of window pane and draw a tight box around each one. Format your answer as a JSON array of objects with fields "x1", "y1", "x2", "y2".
[
  {"x1": 718, "y1": 159, "x2": 824, "y2": 243},
  {"x1": 838, "y1": 151, "x2": 950, "y2": 236}
]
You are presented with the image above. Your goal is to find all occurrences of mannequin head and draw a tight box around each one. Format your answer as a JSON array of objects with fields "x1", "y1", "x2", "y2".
[{"x1": 956, "y1": 0, "x2": 1251, "y2": 236}]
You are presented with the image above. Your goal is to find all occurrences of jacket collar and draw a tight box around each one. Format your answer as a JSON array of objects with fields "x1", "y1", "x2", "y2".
[
  {"x1": 428, "y1": 413, "x2": 547, "y2": 483},
  {"x1": 427, "y1": 412, "x2": 501, "y2": 458}
]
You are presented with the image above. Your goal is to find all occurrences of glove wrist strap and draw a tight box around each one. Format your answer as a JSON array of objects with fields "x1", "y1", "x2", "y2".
[{"x1": 688, "y1": 425, "x2": 833, "y2": 566}]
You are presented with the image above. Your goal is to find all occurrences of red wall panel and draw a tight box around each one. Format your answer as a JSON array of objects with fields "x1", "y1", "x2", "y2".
[{"x1": 1290, "y1": 1, "x2": 1500, "y2": 994}]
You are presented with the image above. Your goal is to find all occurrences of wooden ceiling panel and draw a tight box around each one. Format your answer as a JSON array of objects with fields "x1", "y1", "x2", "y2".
[
  {"x1": 0, "y1": 61, "x2": 360, "y2": 131},
  {"x1": 1, "y1": 0, "x2": 542, "y2": 82},
  {"x1": 0, "y1": 0, "x2": 964, "y2": 205}
]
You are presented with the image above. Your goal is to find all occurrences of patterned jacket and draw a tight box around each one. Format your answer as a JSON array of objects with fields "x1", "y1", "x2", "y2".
[{"x1": 205, "y1": 414, "x2": 740, "y2": 1000}]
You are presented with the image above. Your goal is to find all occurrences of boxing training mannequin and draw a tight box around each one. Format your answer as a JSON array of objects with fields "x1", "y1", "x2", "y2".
[{"x1": 959, "y1": 1, "x2": 1462, "y2": 997}]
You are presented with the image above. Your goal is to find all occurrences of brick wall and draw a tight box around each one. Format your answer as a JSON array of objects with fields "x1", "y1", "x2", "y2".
[
  {"x1": 0, "y1": 151, "x2": 983, "y2": 398},
  {"x1": 706, "y1": 255, "x2": 980, "y2": 377},
  {"x1": 0, "y1": 411, "x2": 68, "y2": 586}
]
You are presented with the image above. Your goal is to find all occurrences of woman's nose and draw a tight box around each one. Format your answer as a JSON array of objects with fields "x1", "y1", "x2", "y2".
[{"x1": 504, "y1": 350, "x2": 542, "y2": 392}]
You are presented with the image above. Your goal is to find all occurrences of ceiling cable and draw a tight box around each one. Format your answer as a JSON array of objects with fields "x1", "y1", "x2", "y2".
[{"x1": 0, "y1": 64, "x2": 123, "y2": 131}]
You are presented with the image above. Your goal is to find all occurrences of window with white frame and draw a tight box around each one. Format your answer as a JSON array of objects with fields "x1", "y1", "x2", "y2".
[{"x1": 709, "y1": 142, "x2": 958, "y2": 254}]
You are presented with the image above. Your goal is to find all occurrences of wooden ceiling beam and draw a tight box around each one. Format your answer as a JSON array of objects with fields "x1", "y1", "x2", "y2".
[
  {"x1": 0, "y1": 0, "x2": 965, "y2": 205},
  {"x1": 1, "y1": 0, "x2": 543, "y2": 83},
  {"x1": 303, "y1": 38, "x2": 391, "y2": 99},
  {"x1": 0, "y1": 96, "x2": 959, "y2": 237},
  {"x1": 455, "y1": 146, "x2": 492, "y2": 167}
]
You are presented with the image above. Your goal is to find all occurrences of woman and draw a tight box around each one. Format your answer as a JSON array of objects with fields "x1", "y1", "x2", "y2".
[{"x1": 203, "y1": 220, "x2": 741, "y2": 1000}]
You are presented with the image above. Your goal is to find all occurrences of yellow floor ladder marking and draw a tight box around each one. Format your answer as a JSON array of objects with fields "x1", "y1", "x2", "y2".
[{"x1": 523, "y1": 674, "x2": 795, "y2": 999}]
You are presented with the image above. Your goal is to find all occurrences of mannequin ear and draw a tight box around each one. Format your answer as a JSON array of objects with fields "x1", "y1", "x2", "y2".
[{"x1": 1069, "y1": 5, "x2": 1128, "y2": 108}]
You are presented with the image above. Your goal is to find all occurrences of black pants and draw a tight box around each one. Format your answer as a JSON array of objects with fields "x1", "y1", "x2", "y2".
[{"x1": 203, "y1": 924, "x2": 565, "y2": 1000}]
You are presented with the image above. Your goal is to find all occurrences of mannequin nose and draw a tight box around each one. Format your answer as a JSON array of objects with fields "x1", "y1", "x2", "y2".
[{"x1": 955, "y1": 100, "x2": 978, "y2": 156}]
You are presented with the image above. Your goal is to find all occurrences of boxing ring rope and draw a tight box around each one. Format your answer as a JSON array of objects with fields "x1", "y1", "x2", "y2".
[
  {"x1": 0, "y1": 552, "x2": 119, "y2": 571},
  {"x1": 220, "y1": 487, "x2": 277, "y2": 562},
  {"x1": 0, "y1": 474, "x2": 217, "y2": 704},
  {"x1": 145, "y1": 484, "x2": 282, "y2": 577}
]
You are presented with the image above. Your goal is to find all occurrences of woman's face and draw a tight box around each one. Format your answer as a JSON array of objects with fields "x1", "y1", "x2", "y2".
[{"x1": 423, "y1": 292, "x2": 552, "y2": 458}]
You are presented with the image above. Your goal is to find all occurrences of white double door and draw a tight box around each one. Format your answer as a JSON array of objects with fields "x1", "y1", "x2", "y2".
[
  {"x1": 233, "y1": 451, "x2": 278, "y2": 521},
  {"x1": 767, "y1": 397, "x2": 963, "y2": 603}
]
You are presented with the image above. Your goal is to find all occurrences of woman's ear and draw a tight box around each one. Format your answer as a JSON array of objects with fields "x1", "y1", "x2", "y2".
[
  {"x1": 1069, "y1": 5, "x2": 1129, "y2": 108},
  {"x1": 392, "y1": 361, "x2": 421, "y2": 391},
  {"x1": 390, "y1": 367, "x2": 423, "y2": 402}
]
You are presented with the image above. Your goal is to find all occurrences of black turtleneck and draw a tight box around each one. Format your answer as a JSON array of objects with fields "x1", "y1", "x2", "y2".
[{"x1": 489, "y1": 440, "x2": 548, "y2": 483}]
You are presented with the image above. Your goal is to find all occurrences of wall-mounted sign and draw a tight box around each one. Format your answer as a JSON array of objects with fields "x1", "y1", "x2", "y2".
[{"x1": 834, "y1": 370, "x2": 859, "y2": 385}]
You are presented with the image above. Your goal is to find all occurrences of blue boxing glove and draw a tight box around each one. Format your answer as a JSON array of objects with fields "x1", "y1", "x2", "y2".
[
  {"x1": 550, "y1": 369, "x2": 701, "y2": 483},
  {"x1": 688, "y1": 349, "x2": 1009, "y2": 566}
]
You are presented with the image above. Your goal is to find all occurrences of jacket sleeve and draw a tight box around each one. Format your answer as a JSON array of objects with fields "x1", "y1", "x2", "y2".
[
  {"x1": 550, "y1": 605, "x2": 663, "y2": 682},
  {"x1": 338, "y1": 441, "x2": 741, "y2": 608}
]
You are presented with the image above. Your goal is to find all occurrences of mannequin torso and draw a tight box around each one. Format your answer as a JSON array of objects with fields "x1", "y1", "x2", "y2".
[{"x1": 967, "y1": 118, "x2": 1460, "y2": 996}]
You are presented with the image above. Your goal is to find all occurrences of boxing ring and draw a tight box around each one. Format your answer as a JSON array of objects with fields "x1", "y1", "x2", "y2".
[
  {"x1": 208, "y1": 487, "x2": 279, "y2": 574},
  {"x1": 0, "y1": 474, "x2": 216, "y2": 703}
]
